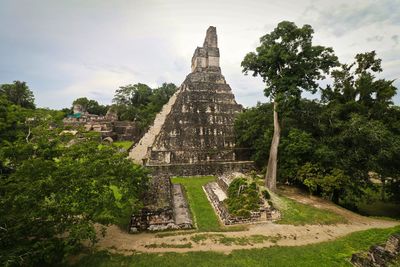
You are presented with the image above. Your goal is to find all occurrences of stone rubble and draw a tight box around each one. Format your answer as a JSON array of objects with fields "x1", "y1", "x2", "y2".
[
  {"x1": 64, "y1": 106, "x2": 141, "y2": 143},
  {"x1": 172, "y1": 184, "x2": 193, "y2": 229},
  {"x1": 351, "y1": 233, "x2": 400, "y2": 267}
]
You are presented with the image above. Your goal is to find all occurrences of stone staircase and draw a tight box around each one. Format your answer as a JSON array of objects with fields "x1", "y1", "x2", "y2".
[
  {"x1": 172, "y1": 184, "x2": 193, "y2": 228},
  {"x1": 129, "y1": 88, "x2": 181, "y2": 164}
]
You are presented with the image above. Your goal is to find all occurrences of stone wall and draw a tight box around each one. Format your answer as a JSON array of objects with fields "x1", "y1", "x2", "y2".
[
  {"x1": 113, "y1": 121, "x2": 142, "y2": 141},
  {"x1": 129, "y1": 176, "x2": 193, "y2": 232},
  {"x1": 147, "y1": 72, "x2": 242, "y2": 165},
  {"x1": 203, "y1": 175, "x2": 280, "y2": 225},
  {"x1": 147, "y1": 161, "x2": 254, "y2": 177},
  {"x1": 129, "y1": 207, "x2": 175, "y2": 232},
  {"x1": 130, "y1": 175, "x2": 174, "y2": 232}
]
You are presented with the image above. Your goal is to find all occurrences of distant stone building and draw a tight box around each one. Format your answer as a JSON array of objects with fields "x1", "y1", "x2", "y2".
[
  {"x1": 129, "y1": 26, "x2": 253, "y2": 176},
  {"x1": 63, "y1": 106, "x2": 142, "y2": 143},
  {"x1": 72, "y1": 104, "x2": 84, "y2": 115}
]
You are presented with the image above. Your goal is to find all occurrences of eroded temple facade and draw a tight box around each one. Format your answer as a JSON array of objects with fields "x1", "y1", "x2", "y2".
[{"x1": 129, "y1": 26, "x2": 252, "y2": 176}]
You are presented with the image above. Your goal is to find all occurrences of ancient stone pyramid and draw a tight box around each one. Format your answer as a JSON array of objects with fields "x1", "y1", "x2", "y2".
[{"x1": 129, "y1": 26, "x2": 253, "y2": 175}]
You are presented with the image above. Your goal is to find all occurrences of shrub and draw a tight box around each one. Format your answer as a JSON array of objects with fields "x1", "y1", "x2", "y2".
[
  {"x1": 262, "y1": 189, "x2": 271, "y2": 200},
  {"x1": 225, "y1": 178, "x2": 260, "y2": 218}
]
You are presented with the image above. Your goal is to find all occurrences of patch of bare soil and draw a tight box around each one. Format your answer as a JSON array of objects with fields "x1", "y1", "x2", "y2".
[{"x1": 96, "y1": 187, "x2": 399, "y2": 254}]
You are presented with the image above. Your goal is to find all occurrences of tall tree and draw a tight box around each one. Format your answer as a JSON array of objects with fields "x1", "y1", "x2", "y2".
[
  {"x1": 320, "y1": 51, "x2": 399, "y2": 198},
  {"x1": 0, "y1": 81, "x2": 35, "y2": 109},
  {"x1": 113, "y1": 83, "x2": 153, "y2": 107},
  {"x1": 322, "y1": 51, "x2": 397, "y2": 119},
  {"x1": 241, "y1": 21, "x2": 338, "y2": 190},
  {"x1": 112, "y1": 83, "x2": 177, "y2": 130},
  {"x1": 72, "y1": 97, "x2": 108, "y2": 115}
]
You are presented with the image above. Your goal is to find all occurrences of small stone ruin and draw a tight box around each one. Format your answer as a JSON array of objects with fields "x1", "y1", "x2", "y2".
[
  {"x1": 351, "y1": 233, "x2": 400, "y2": 266},
  {"x1": 204, "y1": 173, "x2": 281, "y2": 225},
  {"x1": 129, "y1": 26, "x2": 254, "y2": 232},
  {"x1": 63, "y1": 106, "x2": 142, "y2": 143},
  {"x1": 129, "y1": 176, "x2": 192, "y2": 232}
]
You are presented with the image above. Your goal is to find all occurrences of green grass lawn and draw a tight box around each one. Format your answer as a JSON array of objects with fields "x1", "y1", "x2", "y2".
[
  {"x1": 73, "y1": 225, "x2": 400, "y2": 267},
  {"x1": 170, "y1": 176, "x2": 345, "y2": 229},
  {"x1": 171, "y1": 176, "x2": 221, "y2": 231},
  {"x1": 276, "y1": 195, "x2": 347, "y2": 225},
  {"x1": 112, "y1": 141, "x2": 134, "y2": 150}
]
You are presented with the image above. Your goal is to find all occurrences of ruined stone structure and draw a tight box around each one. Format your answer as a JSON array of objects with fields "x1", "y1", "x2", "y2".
[
  {"x1": 129, "y1": 26, "x2": 254, "y2": 232},
  {"x1": 63, "y1": 107, "x2": 142, "y2": 143},
  {"x1": 129, "y1": 26, "x2": 253, "y2": 176},
  {"x1": 204, "y1": 173, "x2": 281, "y2": 225},
  {"x1": 129, "y1": 176, "x2": 192, "y2": 232}
]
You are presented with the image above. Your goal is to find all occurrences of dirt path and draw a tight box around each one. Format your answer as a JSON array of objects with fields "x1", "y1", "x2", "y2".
[{"x1": 96, "y1": 188, "x2": 399, "y2": 254}]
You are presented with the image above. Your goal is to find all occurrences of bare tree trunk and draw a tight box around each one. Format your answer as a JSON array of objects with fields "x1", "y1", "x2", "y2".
[
  {"x1": 265, "y1": 101, "x2": 281, "y2": 191},
  {"x1": 26, "y1": 126, "x2": 31, "y2": 143}
]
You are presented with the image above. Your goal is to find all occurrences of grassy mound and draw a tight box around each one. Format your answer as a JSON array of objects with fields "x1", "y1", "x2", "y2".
[
  {"x1": 112, "y1": 141, "x2": 134, "y2": 150},
  {"x1": 276, "y1": 195, "x2": 347, "y2": 225},
  {"x1": 225, "y1": 178, "x2": 261, "y2": 218}
]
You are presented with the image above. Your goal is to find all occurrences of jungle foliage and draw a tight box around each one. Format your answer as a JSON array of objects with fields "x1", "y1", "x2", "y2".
[
  {"x1": 0, "y1": 81, "x2": 35, "y2": 109},
  {"x1": 112, "y1": 82, "x2": 177, "y2": 130},
  {"x1": 241, "y1": 21, "x2": 339, "y2": 190},
  {"x1": 0, "y1": 87, "x2": 149, "y2": 266},
  {"x1": 71, "y1": 97, "x2": 109, "y2": 116},
  {"x1": 236, "y1": 50, "x2": 400, "y2": 207},
  {"x1": 225, "y1": 178, "x2": 260, "y2": 218}
]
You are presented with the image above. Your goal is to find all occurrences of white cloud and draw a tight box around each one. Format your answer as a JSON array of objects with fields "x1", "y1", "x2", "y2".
[
  {"x1": 0, "y1": 0, "x2": 399, "y2": 108},
  {"x1": 35, "y1": 64, "x2": 136, "y2": 108}
]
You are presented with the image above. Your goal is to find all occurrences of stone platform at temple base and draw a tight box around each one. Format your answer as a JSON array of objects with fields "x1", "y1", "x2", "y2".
[{"x1": 204, "y1": 173, "x2": 281, "y2": 225}]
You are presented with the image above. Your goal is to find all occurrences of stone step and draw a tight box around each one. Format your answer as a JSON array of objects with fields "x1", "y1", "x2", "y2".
[
  {"x1": 208, "y1": 181, "x2": 227, "y2": 202},
  {"x1": 172, "y1": 184, "x2": 192, "y2": 227},
  {"x1": 129, "y1": 88, "x2": 181, "y2": 164}
]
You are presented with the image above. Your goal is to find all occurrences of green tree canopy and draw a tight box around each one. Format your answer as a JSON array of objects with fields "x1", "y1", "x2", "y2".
[
  {"x1": 236, "y1": 50, "x2": 399, "y2": 205},
  {"x1": 112, "y1": 82, "x2": 177, "y2": 130},
  {"x1": 113, "y1": 83, "x2": 153, "y2": 107},
  {"x1": 72, "y1": 97, "x2": 109, "y2": 116},
  {"x1": 0, "y1": 92, "x2": 149, "y2": 266},
  {"x1": 322, "y1": 51, "x2": 397, "y2": 119},
  {"x1": 242, "y1": 21, "x2": 338, "y2": 103},
  {"x1": 0, "y1": 81, "x2": 35, "y2": 109},
  {"x1": 241, "y1": 21, "x2": 338, "y2": 190}
]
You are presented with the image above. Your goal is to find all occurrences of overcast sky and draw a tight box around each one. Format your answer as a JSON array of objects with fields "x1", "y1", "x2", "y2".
[{"x1": 1, "y1": 0, "x2": 399, "y2": 109}]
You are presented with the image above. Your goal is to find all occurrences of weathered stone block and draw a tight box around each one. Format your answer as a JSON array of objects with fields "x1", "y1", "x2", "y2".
[
  {"x1": 351, "y1": 252, "x2": 375, "y2": 267},
  {"x1": 385, "y1": 233, "x2": 400, "y2": 255},
  {"x1": 370, "y1": 245, "x2": 394, "y2": 266}
]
